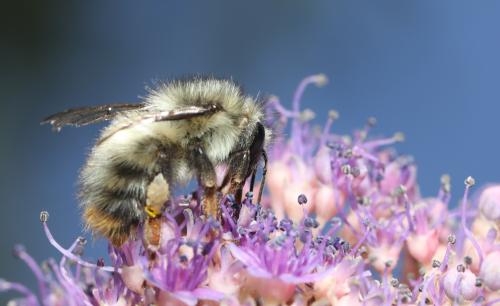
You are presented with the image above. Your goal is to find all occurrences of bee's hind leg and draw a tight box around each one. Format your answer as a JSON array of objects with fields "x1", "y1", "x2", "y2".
[
  {"x1": 218, "y1": 150, "x2": 252, "y2": 220},
  {"x1": 188, "y1": 141, "x2": 219, "y2": 219},
  {"x1": 143, "y1": 173, "x2": 170, "y2": 248},
  {"x1": 220, "y1": 122, "x2": 266, "y2": 207},
  {"x1": 219, "y1": 151, "x2": 250, "y2": 196}
]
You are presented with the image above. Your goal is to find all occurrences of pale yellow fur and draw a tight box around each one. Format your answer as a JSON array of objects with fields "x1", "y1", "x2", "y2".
[{"x1": 79, "y1": 77, "x2": 270, "y2": 244}]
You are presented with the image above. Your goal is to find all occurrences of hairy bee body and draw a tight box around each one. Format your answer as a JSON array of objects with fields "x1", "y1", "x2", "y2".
[{"x1": 69, "y1": 78, "x2": 269, "y2": 245}]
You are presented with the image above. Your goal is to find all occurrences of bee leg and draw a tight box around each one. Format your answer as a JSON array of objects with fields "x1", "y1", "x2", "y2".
[
  {"x1": 220, "y1": 123, "x2": 267, "y2": 205},
  {"x1": 232, "y1": 187, "x2": 244, "y2": 220},
  {"x1": 249, "y1": 168, "x2": 257, "y2": 195},
  {"x1": 218, "y1": 150, "x2": 251, "y2": 220},
  {"x1": 221, "y1": 122, "x2": 267, "y2": 205},
  {"x1": 219, "y1": 150, "x2": 250, "y2": 195},
  {"x1": 256, "y1": 150, "x2": 268, "y2": 205},
  {"x1": 143, "y1": 173, "x2": 170, "y2": 248},
  {"x1": 188, "y1": 141, "x2": 218, "y2": 219}
]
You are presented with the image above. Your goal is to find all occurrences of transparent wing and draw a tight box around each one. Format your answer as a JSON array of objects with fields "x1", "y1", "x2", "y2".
[
  {"x1": 138, "y1": 104, "x2": 221, "y2": 123},
  {"x1": 41, "y1": 103, "x2": 146, "y2": 131},
  {"x1": 92, "y1": 104, "x2": 222, "y2": 145}
]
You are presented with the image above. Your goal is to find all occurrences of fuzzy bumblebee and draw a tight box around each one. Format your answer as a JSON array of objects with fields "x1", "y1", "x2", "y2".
[{"x1": 42, "y1": 77, "x2": 270, "y2": 246}]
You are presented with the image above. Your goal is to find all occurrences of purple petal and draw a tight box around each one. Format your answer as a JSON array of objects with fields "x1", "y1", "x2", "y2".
[
  {"x1": 279, "y1": 265, "x2": 337, "y2": 284},
  {"x1": 227, "y1": 244, "x2": 272, "y2": 278},
  {"x1": 171, "y1": 291, "x2": 198, "y2": 306},
  {"x1": 191, "y1": 287, "x2": 225, "y2": 301}
]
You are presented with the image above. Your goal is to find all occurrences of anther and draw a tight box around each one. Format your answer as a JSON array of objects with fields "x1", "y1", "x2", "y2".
[
  {"x1": 343, "y1": 149, "x2": 353, "y2": 158},
  {"x1": 390, "y1": 278, "x2": 399, "y2": 287},
  {"x1": 464, "y1": 176, "x2": 476, "y2": 187},
  {"x1": 341, "y1": 164, "x2": 351, "y2": 175},
  {"x1": 464, "y1": 255, "x2": 472, "y2": 266},
  {"x1": 96, "y1": 258, "x2": 105, "y2": 267},
  {"x1": 457, "y1": 264, "x2": 466, "y2": 273},
  {"x1": 304, "y1": 217, "x2": 319, "y2": 228},
  {"x1": 441, "y1": 174, "x2": 450, "y2": 185},
  {"x1": 441, "y1": 174, "x2": 451, "y2": 193},
  {"x1": 328, "y1": 110, "x2": 339, "y2": 120},
  {"x1": 330, "y1": 217, "x2": 342, "y2": 226},
  {"x1": 297, "y1": 194, "x2": 308, "y2": 205},
  {"x1": 475, "y1": 278, "x2": 482, "y2": 287},
  {"x1": 357, "y1": 196, "x2": 371, "y2": 206},
  {"x1": 299, "y1": 230, "x2": 311, "y2": 243},
  {"x1": 279, "y1": 219, "x2": 293, "y2": 231},
  {"x1": 272, "y1": 235, "x2": 287, "y2": 247},
  {"x1": 313, "y1": 74, "x2": 328, "y2": 87},
  {"x1": 447, "y1": 234, "x2": 457, "y2": 245},
  {"x1": 237, "y1": 227, "x2": 248, "y2": 236},
  {"x1": 419, "y1": 267, "x2": 426, "y2": 276},
  {"x1": 401, "y1": 296, "x2": 411, "y2": 304},
  {"x1": 359, "y1": 246, "x2": 368, "y2": 259},
  {"x1": 367, "y1": 117, "x2": 377, "y2": 127},
  {"x1": 77, "y1": 237, "x2": 87, "y2": 246},
  {"x1": 299, "y1": 109, "x2": 315, "y2": 122},
  {"x1": 393, "y1": 132, "x2": 405, "y2": 142},
  {"x1": 325, "y1": 245, "x2": 337, "y2": 255},
  {"x1": 12, "y1": 245, "x2": 25, "y2": 257},
  {"x1": 341, "y1": 241, "x2": 351, "y2": 253},
  {"x1": 432, "y1": 259, "x2": 441, "y2": 268},
  {"x1": 40, "y1": 211, "x2": 49, "y2": 223}
]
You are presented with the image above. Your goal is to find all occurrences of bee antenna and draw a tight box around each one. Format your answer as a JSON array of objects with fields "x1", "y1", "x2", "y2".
[{"x1": 257, "y1": 150, "x2": 268, "y2": 205}]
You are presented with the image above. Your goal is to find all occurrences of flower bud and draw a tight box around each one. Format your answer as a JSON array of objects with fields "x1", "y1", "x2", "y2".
[
  {"x1": 478, "y1": 185, "x2": 500, "y2": 222},
  {"x1": 479, "y1": 251, "x2": 500, "y2": 291},
  {"x1": 443, "y1": 269, "x2": 479, "y2": 301}
]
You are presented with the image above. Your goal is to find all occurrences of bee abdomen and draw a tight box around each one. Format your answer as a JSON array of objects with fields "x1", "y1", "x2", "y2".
[
  {"x1": 80, "y1": 159, "x2": 153, "y2": 246},
  {"x1": 83, "y1": 204, "x2": 137, "y2": 246}
]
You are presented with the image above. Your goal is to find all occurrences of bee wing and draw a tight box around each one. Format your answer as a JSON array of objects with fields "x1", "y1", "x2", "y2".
[
  {"x1": 94, "y1": 104, "x2": 222, "y2": 145},
  {"x1": 41, "y1": 103, "x2": 146, "y2": 131},
  {"x1": 140, "y1": 104, "x2": 221, "y2": 122}
]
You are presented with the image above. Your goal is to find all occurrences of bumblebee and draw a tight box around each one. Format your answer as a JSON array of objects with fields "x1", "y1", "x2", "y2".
[{"x1": 43, "y1": 77, "x2": 270, "y2": 246}]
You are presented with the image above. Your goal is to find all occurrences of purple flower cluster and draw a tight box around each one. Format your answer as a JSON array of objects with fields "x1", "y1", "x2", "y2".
[{"x1": 2, "y1": 75, "x2": 500, "y2": 305}]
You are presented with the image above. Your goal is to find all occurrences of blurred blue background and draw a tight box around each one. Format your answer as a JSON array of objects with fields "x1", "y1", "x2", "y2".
[{"x1": 1, "y1": 0, "x2": 500, "y2": 302}]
